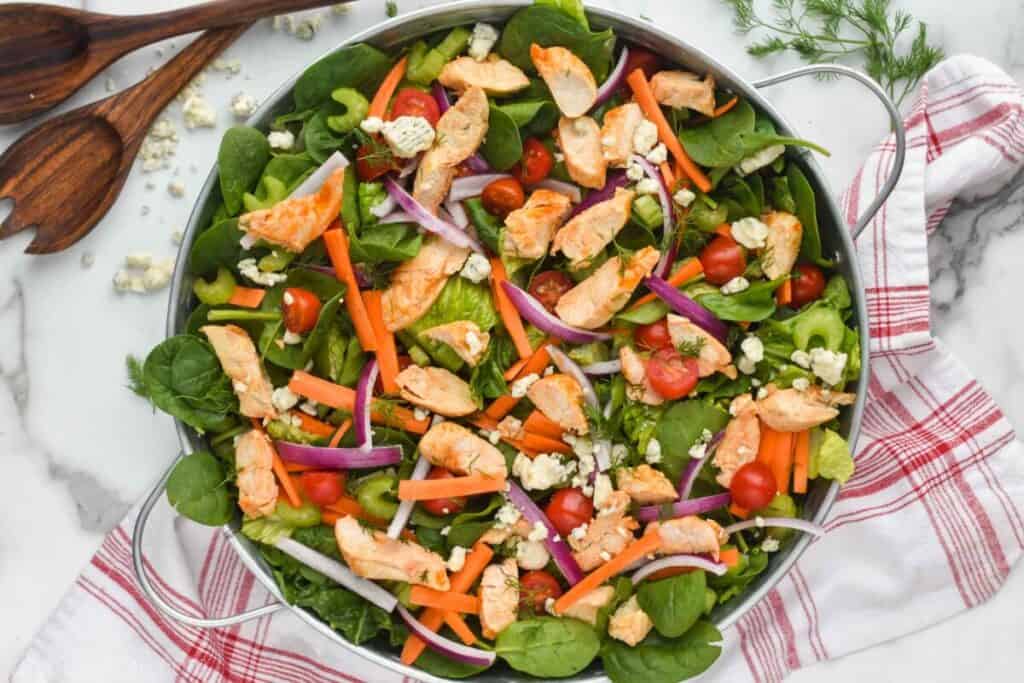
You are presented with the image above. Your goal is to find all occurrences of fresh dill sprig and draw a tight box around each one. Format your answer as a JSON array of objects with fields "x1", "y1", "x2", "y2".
[{"x1": 723, "y1": 0, "x2": 944, "y2": 106}]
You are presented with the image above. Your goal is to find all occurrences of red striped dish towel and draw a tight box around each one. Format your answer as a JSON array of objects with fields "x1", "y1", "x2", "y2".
[{"x1": 13, "y1": 55, "x2": 1024, "y2": 683}]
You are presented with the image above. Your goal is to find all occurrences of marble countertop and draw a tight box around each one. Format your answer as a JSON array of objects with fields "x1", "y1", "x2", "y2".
[{"x1": 1, "y1": 0, "x2": 1021, "y2": 680}]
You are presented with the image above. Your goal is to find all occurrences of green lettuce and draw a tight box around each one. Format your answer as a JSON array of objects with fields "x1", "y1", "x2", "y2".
[
  {"x1": 810, "y1": 428, "x2": 855, "y2": 484},
  {"x1": 241, "y1": 499, "x2": 321, "y2": 544},
  {"x1": 406, "y1": 277, "x2": 500, "y2": 371}
]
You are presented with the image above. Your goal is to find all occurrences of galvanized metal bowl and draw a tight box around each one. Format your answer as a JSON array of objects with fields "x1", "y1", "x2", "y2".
[{"x1": 132, "y1": 2, "x2": 904, "y2": 680}]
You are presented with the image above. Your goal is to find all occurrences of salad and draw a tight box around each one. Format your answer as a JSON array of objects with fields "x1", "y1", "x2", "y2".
[{"x1": 132, "y1": 1, "x2": 861, "y2": 681}]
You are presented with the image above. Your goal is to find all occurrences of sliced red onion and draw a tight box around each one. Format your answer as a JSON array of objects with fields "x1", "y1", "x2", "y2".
[
  {"x1": 370, "y1": 192, "x2": 397, "y2": 218},
  {"x1": 431, "y1": 82, "x2": 451, "y2": 114},
  {"x1": 354, "y1": 359, "x2": 378, "y2": 451},
  {"x1": 290, "y1": 151, "x2": 349, "y2": 199},
  {"x1": 384, "y1": 177, "x2": 483, "y2": 252},
  {"x1": 678, "y1": 430, "x2": 724, "y2": 500},
  {"x1": 546, "y1": 345, "x2": 599, "y2": 410},
  {"x1": 377, "y1": 210, "x2": 417, "y2": 225},
  {"x1": 635, "y1": 492, "x2": 732, "y2": 524},
  {"x1": 275, "y1": 536, "x2": 397, "y2": 612},
  {"x1": 398, "y1": 605, "x2": 496, "y2": 667},
  {"x1": 631, "y1": 154, "x2": 675, "y2": 279},
  {"x1": 501, "y1": 281, "x2": 611, "y2": 344},
  {"x1": 464, "y1": 153, "x2": 491, "y2": 174},
  {"x1": 506, "y1": 481, "x2": 584, "y2": 585},
  {"x1": 568, "y1": 170, "x2": 628, "y2": 218},
  {"x1": 644, "y1": 275, "x2": 728, "y2": 343},
  {"x1": 655, "y1": 238, "x2": 680, "y2": 281},
  {"x1": 239, "y1": 233, "x2": 258, "y2": 250},
  {"x1": 448, "y1": 174, "x2": 512, "y2": 202},
  {"x1": 722, "y1": 517, "x2": 827, "y2": 538},
  {"x1": 592, "y1": 45, "x2": 630, "y2": 109},
  {"x1": 276, "y1": 442, "x2": 402, "y2": 469},
  {"x1": 534, "y1": 178, "x2": 582, "y2": 203},
  {"x1": 444, "y1": 198, "x2": 469, "y2": 229},
  {"x1": 387, "y1": 455, "x2": 432, "y2": 539},
  {"x1": 582, "y1": 359, "x2": 621, "y2": 376},
  {"x1": 631, "y1": 553, "x2": 728, "y2": 583},
  {"x1": 399, "y1": 154, "x2": 421, "y2": 178}
]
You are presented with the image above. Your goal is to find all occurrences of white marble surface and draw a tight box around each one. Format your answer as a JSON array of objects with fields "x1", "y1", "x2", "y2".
[{"x1": 1, "y1": 0, "x2": 1022, "y2": 680}]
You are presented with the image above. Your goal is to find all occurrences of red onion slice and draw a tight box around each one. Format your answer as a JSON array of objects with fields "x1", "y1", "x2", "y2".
[
  {"x1": 354, "y1": 358, "x2": 378, "y2": 451},
  {"x1": 506, "y1": 481, "x2": 584, "y2": 585},
  {"x1": 384, "y1": 176, "x2": 483, "y2": 252},
  {"x1": 631, "y1": 553, "x2": 728, "y2": 583},
  {"x1": 464, "y1": 153, "x2": 492, "y2": 174},
  {"x1": 274, "y1": 537, "x2": 397, "y2": 612},
  {"x1": 631, "y1": 154, "x2": 675, "y2": 279},
  {"x1": 534, "y1": 178, "x2": 582, "y2": 203},
  {"x1": 635, "y1": 492, "x2": 732, "y2": 524},
  {"x1": 398, "y1": 605, "x2": 496, "y2": 667},
  {"x1": 448, "y1": 174, "x2": 513, "y2": 202},
  {"x1": 387, "y1": 455, "x2": 432, "y2": 539},
  {"x1": 445, "y1": 198, "x2": 469, "y2": 229},
  {"x1": 677, "y1": 430, "x2": 724, "y2": 500},
  {"x1": 501, "y1": 281, "x2": 611, "y2": 344},
  {"x1": 276, "y1": 442, "x2": 402, "y2": 469},
  {"x1": 592, "y1": 46, "x2": 630, "y2": 110},
  {"x1": 431, "y1": 82, "x2": 451, "y2": 114},
  {"x1": 722, "y1": 517, "x2": 827, "y2": 538},
  {"x1": 568, "y1": 170, "x2": 628, "y2": 218},
  {"x1": 582, "y1": 359, "x2": 621, "y2": 376},
  {"x1": 643, "y1": 275, "x2": 729, "y2": 343},
  {"x1": 377, "y1": 210, "x2": 417, "y2": 225}
]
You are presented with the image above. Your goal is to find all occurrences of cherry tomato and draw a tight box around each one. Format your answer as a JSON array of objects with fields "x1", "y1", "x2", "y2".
[
  {"x1": 729, "y1": 462, "x2": 778, "y2": 510},
  {"x1": 512, "y1": 138, "x2": 555, "y2": 185},
  {"x1": 519, "y1": 570, "x2": 563, "y2": 611},
  {"x1": 299, "y1": 471, "x2": 344, "y2": 507},
  {"x1": 355, "y1": 143, "x2": 400, "y2": 181},
  {"x1": 634, "y1": 319, "x2": 673, "y2": 351},
  {"x1": 282, "y1": 287, "x2": 322, "y2": 335},
  {"x1": 544, "y1": 487, "x2": 594, "y2": 538},
  {"x1": 420, "y1": 468, "x2": 467, "y2": 517},
  {"x1": 699, "y1": 235, "x2": 747, "y2": 285},
  {"x1": 390, "y1": 87, "x2": 441, "y2": 127},
  {"x1": 528, "y1": 270, "x2": 574, "y2": 313},
  {"x1": 481, "y1": 177, "x2": 526, "y2": 218},
  {"x1": 790, "y1": 263, "x2": 827, "y2": 307},
  {"x1": 646, "y1": 347, "x2": 700, "y2": 400},
  {"x1": 624, "y1": 48, "x2": 662, "y2": 81}
]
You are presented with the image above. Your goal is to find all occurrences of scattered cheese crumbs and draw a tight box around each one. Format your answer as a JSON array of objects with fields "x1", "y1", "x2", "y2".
[
  {"x1": 593, "y1": 474, "x2": 613, "y2": 510},
  {"x1": 175, "y1": 73, "x2": 206, "y2": 103},
  {"x1": 792, "y1": 377, "x2": 811, "y2": 392},
  {"x1": 513, "y1": 453, "x2": 571, "y2": 491},
  {"x1": 167, "y1": 181, "x2": 185, "y2": 198},
  {"x1": 570, "y1": 523, "x2": 589, "y2": 541},
  {"x1": 360, "y1": 116, "x2": 385, "y2": 134},
  {"x1": 673, "y1": 188, "x2": 696, "y2": 207},
  {"x1": 720, "y1": 276, "x2": 750, "y2": 294},
  {"x1": 632, "y1": 119, "x2": 658, "y2": 155},
  {"x1": 381, "y1": 116, "x2": 435, "y2": 158},
  {"x1": 230, "y1": 92, "x2": 258, "y2": 119},
  {"x1": 283, "y1": 330, "x2": 303, "y2": 345},
  {"x1": 610, "y1": 444, "x2": 629, "y2": 466},
  {"x1": 446, "y1": 546, "x2": 467, "y2": 572},
  {"x1": 625, "y1": 160, "x2": 644, "y2": 181},
  {"x1": 140, "y1": 118, "x2": 179, "y2": 172},
  {"x1": 809, "y1": 348, "x2": 848, "y2": 386},
  {"x1": 413, "y1": 407, "x2": 431, "y2": 422},
  {"x1": 644, "y1": 438, "x2": 662, "y2": 464},
  {"x1": 761, "y1": 537, "x2": 780, "y2": 553},
  {"x1": 460, "y1": 252, "x2": 491, "y2": 283},
  {"x1": 468, "y1": 23, "x2": 500, "y2": 61},
  {"x1": 440, "y1": 525, "x2": 451, "y2": 536},
  {"x1": 182, "y1": 94, "x2": 217, "y2": 129},
  {"x1": 299, "y1": 400, "x2": 319, "y2": 416},
  {"x1": 527, "y1": 521, "x2": 548, "y2": 542},
  {"x1": 509, "y1": 373, "x2": 539, "y2": 398},
  {"x1": 114, "y1": 255, "x2": 175, "y2": 294},
  {"x1": 645, "y1": 143, "x2": 668, "y2": 165},
  {"x1": 80, "y1": 252, "x2": 95, "y2": 269},
  {"x1": 495, "y1": 502, "x2": 522, "y2": 528},
  {"x1": 737, "y1": 355, "x2": 757, "y2": 375},
  {"x1": 635, "y1": 178, "x2": 660, "y2": 196},
  {"x1": 105, "y1": 77, "x2": 117, "y2": 93},
  {"x1": 283, "y1": 290, "x2": 295, "y2": 305},
  {"x1": 730, "y1": 216, "x2": 769, "y2": 249},
  {"x1": 790, "y1": 349, "x2": 811, "y2": 369},
  {"x1": 171, "y1": 228, "x2": 184, "y2": 245},
  {"x1": 271, "y1": 386, "x2": 300, "y2": 412},
  {"x1": 268, "y1": 130, "x2": 295, "y2": 150},
  {"x1": 125, "y1": 252, "x2": 153, "y2": 268},
  {"x1": 741, "y1": 336, "x2": 765, "y2": 363},
  {"x1": 736, "y1": 144, "x2": 785, "y2": 176},
  {"x1": 211, "y1": 58, "x2": 242, "y2": 75},
  {"x1": 238, "y1": 258, "x2": 287, "y2": 286},
  {"x1": 756, "y1": 387, "x2": 769, "y2": 400}
]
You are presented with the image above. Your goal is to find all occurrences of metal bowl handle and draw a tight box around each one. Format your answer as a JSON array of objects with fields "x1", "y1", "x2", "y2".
[
  {"x1": 753, "y1": 64, "x2": 907, "y2": 240},
  {"x1": 131, "y1": 453, "x2": 286, "y2": 628}
]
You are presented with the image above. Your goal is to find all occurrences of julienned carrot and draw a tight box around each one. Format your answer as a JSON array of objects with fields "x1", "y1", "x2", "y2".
[
  {"x1": 328, "y1": 418, "x2": 352, "y2": 448},
  {"x1": 323, "y1": 228, "x2": 377, "y2": 352},
  {"x1": 554, "y1": 531, "x2": 662, "y2": 614},
  {"x1": 444, "y1": 612, "x2": 477, "y2": 645},
  {"x1": 409, "y1": 586, "x2": 481, "y2": 614},
  {"x1": 368, "y1": 55, "x2": 408, "y2": 119},
  {"x1": 398, "y1": 475, "x2": 507, "y2": 501},
  {"x1": 288, "y1": 371, "x2": 429, "y2": 434},
  {"x1": 719, "y1": 547, "x2": 741, "y2": 568},
  {"x1": 776, "y1": 279, "x2": 793, "y2": 306},
  {"x1": 363, "y1": 291, "x2": 400, "y2": 394},
  {"x1": 659, "y1": 161, "x2": 676, "y2": 189},
  {"x1": 503, "y1": 357, "x2": 528, "y2": 381},
  {"x1": 291, "y1": 411, "x2": 336, "y2": 438},
  {"x1": 321, "y1": 509, "x2": 342, "y2": 525},
  {"x1": 792, "y1": 430, "x2": 810, "y2": 494},
  {"x1": 489, "y1": 257, "x2": 533, "y2": 360},
  {"x1": 524, "y1": 411, "x2": 565, "y2": 440},
  {"x1": 759, "y1": 426, "x2": 794, "y2": 494},
  {"x1": 484, "y1": 341, "x2": 557, "y2": 420},
  {"x1": 228, "y1": 286, "x2": 265, "y2": 308},
  {"x1": 714, "y1": 96, "x2": 739, "y2": 118},
  {"x1": 285, "y1": 462, "x2": 320, "y2": 473},
  {"x1": 627, "y1": 69, "x2": 711, "y2": 193},
  {"x1": 402, "y1": 542, "x2": 494, "y2": 665},
  {"x1": 251, "y1": 419, "x2": 303, "y2": 508},
  {"x1": 518, "y1": 432, "x2": 572, "y2": 455},
  {"x1": 326, "y1": 496, "x2": 388, "y2": 526},
  {"x1": 714, "y1": 223, "x2": 733, "y2": 239},
  {"x1": 629, "y1": 257, "x2": 704, "y2": 310},
  {"x1": 729, "y1": 503, "x2": 750, "y2": 519}
]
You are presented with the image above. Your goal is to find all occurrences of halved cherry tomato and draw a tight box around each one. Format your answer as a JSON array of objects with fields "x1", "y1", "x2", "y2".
[
  {"x1": 420, "y1": 468, "x2": 468, "y2": 516},
  {"x1": 545, "y1": 487, "x2": 594, "y2": 538},
  {"x1": 355, "y1": 143, "x2": 400, "y2": 181},
  {"x1": 625, "y1": 49, "x2": 661, "y2": 81},
  {"x1": 283, "y1": 287, "x2": 322, "y2": 334},
  {"x1": 512, "y1": 138, "x2": 555, "y2": 185},
  {"x1": 730, "y1": 461, "x2": 777, "y2": 510},
  {"x1": 519, "y1": 570, "x2": 563, "y2": 611},
  {"x1": 299, "y1": 471, "x2": 344, "y2": 507},
  {"x1": 791, "y1": 263, "x2": 826, "y2": 307},
  {"x1": 390, "y1": 87, "x2": 441, "y2": 127},
  {"x1": 634, "y1": 319, "x2": 672, "y2": 351},
  {"x1": 481, "y1": 177, "x2": 526, "y2": 218},
  {"x1": 646, "y1": 347, "x2": 700, "y2": 400},
  {"x1": 528, "y1": 270, "x2": 574, "y2": 313},
  {"x1": 699, "y1": 235, "x2": 747, "y2": 285}
]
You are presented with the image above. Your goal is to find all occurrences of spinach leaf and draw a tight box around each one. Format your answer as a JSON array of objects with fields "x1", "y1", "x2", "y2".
[
  {"x1": 303, "y1": 108, "x2": 348, "y2": 164},
  {"x1": 481, "y1": 105, "x2": 523, "y2": 171},
  {"x1": 189, "y1": 218, "x2": 245, "y2": 277},
  {"x1": 787, "y1": 163, "x2": 832, "y2": 266},
  {"x1": 768, "y1": 173, "x2": 797, "y2": 213},
  {"x1": 314, "y1": 321, "x2": 365, "y2": 386},
  {"x1": 714, "y1": 175, "x2": 761, "y2": 220},
  {"x1": 695, "y1": 373, "x2": 753, "y2": 401},
  {"x1": 498, "y1": 99, "x2": 559, "y2": 137},
  {"x1": 166, "y1": 452, "x2": 233, "y2": 526},
  {"x1": 708, "y1": 550, "x2": 769, "y2": 604},
  {"x1": 406, "y1": 277, "x2": 499, "y2": 371},
  {"x1": 497, "y1": 6, "x2": 615, "y2": 82},
  {"x1": 601, "y1": 621, "x2": 723, "y2": 683},
  {"x1": 143, "y1": 335, "x2": 237, "y2": 432},
  {"x1": 464, "y1": 197, "x2": 503, "y2": 253},
  {"x1": 218, "y1": 127, "x2": 270, "y2": 216},
  {"x1": 293, "y1": 44, "x2": 393, "y2": 111},
  {"x1": 443, "y1": 494, "x2": 504, "y2": 550},
  {"x1": 470, "y1": 332, "x2": 514, "y2": 403},
  {"x1": 637, "y1": 570, "x2": 707, "y2": 638},
  {"x1": 299, "y1": 586, "x2": 394, "y2": 644},
  {"x1": 656, "y1": 400, "x2": 730, "y2": 482},
  {"x1": 535, "y1": 0, "x2": 590, "y2": 28},
  {"x1": 414, "y1": 649, "x2": 491, "y2": 679},
  {"x1": 697, "y1": 277, "x2": 785, "y2": 322},
  {"x1": 348, "y1": 222, "x2": 423, "y2": 264},
  {"x1": 495, "y1": 617, "x2": 600, "y2": 677},
  {"x1": 822, "y1": 274, "x2": 851, "y2": 310}
]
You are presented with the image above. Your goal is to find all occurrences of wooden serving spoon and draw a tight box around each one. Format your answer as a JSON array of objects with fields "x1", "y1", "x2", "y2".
[{"x1": 0, "y1": 0, "x2": 342, "y2": 124}]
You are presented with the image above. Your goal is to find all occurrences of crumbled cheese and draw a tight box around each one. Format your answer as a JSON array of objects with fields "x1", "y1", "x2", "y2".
[
  {"x1": 736, "y1": 144, "x2": 786, "y2": 176},
  {"x1": 527, "y1": 521, "x2": 548, "y2": 543},
  {"x1": 610, "y1": 444, "x2": 629, "y2": 466},
  {"x1": 570, "y1": 523, "x2": 589, "y2": 541},
  {"x1": 761, "y1": 537, "x2": 781, "y2": 553},
  {"x1": 632, "y1": 119, "x2": 658, "y2": 155},
  {"x1": 175, "y1": 73, "x2": 206, "y2": 104},
  {"x1": 625, "y1": 160, "x2": 645, "y2": 181},
  {"x1": 673, "y1": 188, "x2": 696, "y2": 207},
  {"x1": 360, "y1": 116, "x2": 385, "y2": 134},
  {"x1": 751, "y1": 377, "x2": 762, "y2": 387},
  {"x1": 495, "y1": 502, "x2": 522, "y2": 528},
  {"x1": 125, "y1": 252, "x2": 153, "y2": 268},
  {"x1": 544, "y1": 597, "x2": 557, "y2": 615},
  {"x1": 182, "y1": 94, "x2": 217, "y2": 129},
  {"x1": 80, "y1": 252, "x2": 95, "y2": 269},
  {"x1": 756, "y1": 387, "x2": 769, "y2": 400},
  {"x1": 105, "y1": 77, "x2": 117, "y2": 93},
  {"x1": 440, "y1": 525, "x2": 451, "y2": 536},
  {"x1": 645, "y1": 143, "x2": 668, "y2": 165},
  {"x1": 237, "y1": 258, "x2": 287, "y2": 286},
  {"x1": 688, "y1": 440, "x2": 707, "y2": 461},
  {"x1": 143, "y1": 260, "x2": 174, "y2": 290},
  {"x1": 790, "y1": 349, "x2": 811, "y2": 369},
  {"x1": 282, "y1": 290, "x2": 295, "y2": 306},
  {"x1": 513, "y1": 452, "x2": 571, "y2": 491},
  {"x1": 140, "y1": 119, "x2": 179, "y2": 172},
  {"x1": 113, "y1": 271, "x2": 145, "y2": 293},
  {"x1": 720, "y1": 276, "x2": 749, "y2": 294},
  {"x1": 460, "y1": 252, "x2": 491, "y2": 283},
  {"x1": 741, "y1": 336, "x2": 764, "y2": 363},
  {"x1": 730, "y1": 216, "x2": 769, "y2": 249},
  {"x1": 230, "y1": 92, "x2": 258, "y2": 119},
  {"x1": 271, "y1": 386, "x2": 300, "y2": 412},
  {"x1": 792, "y1": 377, "x2": 811, "y2": 392},
  {"x1": 171, "y1": 228, "x2": 184, "y2": 245},
  {"x1": 809, "y1": 348, "x2": 848, "y2": 386},
  {"x1": 292, "y1": 12, "x2": 323, "y2": 40},
  {"x1": 644, "y1": 439, "x2": 662, "y2": 464},
  {"x1": 599, "y1": 550, "x2": 612, "y2": 562},
  {"x1": 497, "y1": 415, "x2": 524, "y2": 441},
  {"x1": 283, "y1": 330, "x2": 304, "y2": 345},
  {"x1": 468, "y1": 23, "x2": 500, "y2": 61},
  {"x1": 635, "y1": 178, "x2": 660, "y2": 196},
  {"x1": 233, "y1": 381, "x2": 249, "y2": 393},
  {"x1": 487, "y1": 429, "x2": 501, "y2": 445},
  {"x1": 381, "y1": 116, "x2": 436, "y2": 158},
  {"x1": 446, "y1": 546, "x2": 468, "y2": 572},
  {"x1": 543, "y1": 366, "x2": 555, "y2": 376},
  {"x1": 510, "y1": 373, "x2": 539, "y2": 398},
  {"x1": 737, "y1": 355, "x2": 757, "y2": 375},
  {"x1": 413, "y1": 407, "x2": 431, "y2": 422},
  {"x1": 593, "y1": 474, "x2": 613, "y2": 510},
  {"x1": 553, "y1": 152, "x2": 565, "y2": 163},
  {"x1": 564, "y1": 434, "x2": 594, "y2": 459},
  {"x1": 332, "y1": 3, "x2": 352, "y2": 14},
  {"x1": 167, "y1": 181, "x2": 186, "y2": 198},
  {"x1": 211, "y1": 58, "x2": 242, "y2": 75},
  {"x1": 516, "y1": 539, "x2": 550, "y2": 570},
  {"x1": 268, "y1": 130, "x2": 295, "y2": 150}
]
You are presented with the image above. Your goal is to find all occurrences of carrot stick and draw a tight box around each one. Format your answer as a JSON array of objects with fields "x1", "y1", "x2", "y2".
[
  {"x1": 363, "y1": 291, "x2": 400, "y2": 394},
  {"x1": 321, "y1": 509, "x2": 342, "y2": 525},
  {"x1": 323, "y1": 227, "x2": 377, "y2": 352},
  {"x1": 483, "y1": 341, "x2": 557, "y2": 420},
  {"x1": 285, "y1": 462, "x2": 320, "y2": 473},
  {"x1": 719, "y1": 547, "x2": 741, "y2": 568},
  {"x1": 554, "y1": 531, "x2": 662, "y2": 614},
  {"x1": 444, "y1": 612, "x2": 477, "y2": 645},
  {"x1": 288, "y1": 371, "x2": 429, "y2": 434},
  {"x1": 228, "y1": 286, "x2": 265, "y2": 308},
  {"x1": 503, "y1": 357, "x2": 528, "y2": 381},
  {"x1": 776, "y1": 279, "x2": 793, "y2": 306},
  {"x1": 659, "y1": 161, "x2": 676, "y2": 189},
  {"x1": 368, "y1": 55, "x2": 409, "y2": 119},
  {"x1": 792, "y1": 430, "x2": 810, "y2": 494},
  {"x1": 524, "y1": 411, "x2": 565, "y2": 440},
  {"x1": 713, "y1": 96, "x2": 739, "y2": 118},
  {"x1": 251, "y1": 419, "x2": 303, "y2": 508},
  {"x1": 325, "y1": 496, "x2": 388, "y2": 526},
  {"x1": 775, "y1": 431, "x2": 796, "y2": 495},
  {"x1": 518, "y1": 432, "x2": 572, "y2": 455},
  {"x1": 629, "y1": 257, "x2": 704, "y2": 310},
  {"x1": 409, "y1": 586, "x2": 481, "y2": 614},
  {"x1": 729, "y1": 503, "x2": 750, "y2": 519},
  {"x1": 714, "y1": 223, "x2": 733, "y2": 239},
  {"x1": 291, "y1": 411, "x2": 336, "y2": 438},
  {"x1": 398, "y1": 475, "x2": 507, "y2": 501},
  {"x1": 489, "y1": 257, "x2": 533, "y2": 360},
  {"x1": 328, "y1": 418, "x2": 352, "y2": 448},
  {"x1": 627, "y1": 69, "x2": 711, "y2": 193}
]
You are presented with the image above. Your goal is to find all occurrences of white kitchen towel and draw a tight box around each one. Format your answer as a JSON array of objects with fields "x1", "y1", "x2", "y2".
[{"x1": 12, "y1": 55, "x2": 1024, "y2": 683}]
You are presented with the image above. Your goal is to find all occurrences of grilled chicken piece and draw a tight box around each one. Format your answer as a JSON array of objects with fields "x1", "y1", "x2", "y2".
[
  {"x1": 480, "y1": 559, "x2": 519, "y2": 638},
  {"x1": 480, "y1": 518, "x2": 532, "y2": 545},
  {"x1": 381, "y1": 237, "x2": 469, "y2": 331},
  {"x1": 761, "y1": 211, "x2": 803, "y2": 280},
  {"x1": 569, "y1": 492, "x2": 639, "y2": 571},
  {"x1": 419, "y1": 320, "x2": 491, "y2": 367},
  {"x1": 395, "y1": 366, "x2": 477, "y2": 417},
  {"x1": 617, "y1": 465, "x2": 679, "y2": 505},
  {"x1": 555, "y1": 246, "x2": 660, "y2": 329},
  {"x1": 413, "y1": 87, "x2": 489, "y2": 214},
  {"x1": 201, "y1": 324, "x2": 277, "y2": 419},
  {"x1": 551, "y1": 187, "x2": 634, "y2": 267},
  {"x1": 234, "y1": 429, "x2": 278, "y2": 518},
  {"x1": 239, "y1": 167, "x2": 344, "y2": 253},
  {"x1": 666, "y1": 314, "x2": 735, "y2": 379},
  {"x1": 530, "y1": 44, "x2": 597, "y2": 117},
  {"x1": 527, "y1": 374, "x2": 589, "y2": 435},
  {"x1": 558, "y1": 116, "x2": 607, "y2": 189},
  {"x1": 439, "y1": 56, "x2": 531, "y2": 96},
  {"x1": 334, "y1": 515, "x2": 449, "y2": 590},
  {"x1": 650, "y1": 71, "x2": 716, "y2": 117},
  {"x1": 600, "y1": 102, "x2": 645, "y2": 166},
  {"x1": 418, "y1": 421, "x2": 508, "y2": 478},
  {"x1": 620, "y1": 345, "x2": 665, "y2": 406},
  {"x1": 757, "y1": 384, "x2": 856, "y2": 432},
  {"x1": 608, "y1": 595, "x2": 654, "y2": 646},
  {"x1": 715, "y1": 394, "x2": 761, "y2": 487},
  {"x1": 561, "y1": 585, "x2": 615, "y2": 625},
  {"x1": 648, "y1": 516, "x2": 728, "y2": 561},
  {"x1": 502, "y1": 188, "x2": 574, "y2": 259}
]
